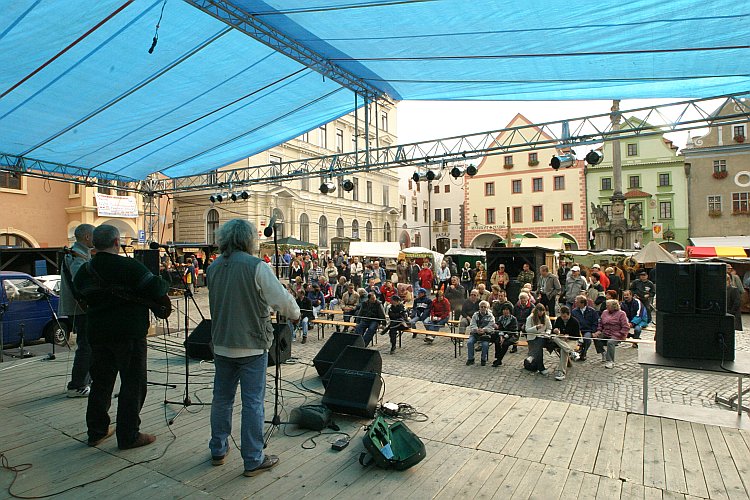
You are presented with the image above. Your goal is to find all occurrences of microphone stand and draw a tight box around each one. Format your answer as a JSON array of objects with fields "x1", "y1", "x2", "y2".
[
  {"x1": 0, "y1": 303, "x2": 6, "y2": 362},
  {"x1": 161, "y1": 246, "x2": 209, "y2": 424}
]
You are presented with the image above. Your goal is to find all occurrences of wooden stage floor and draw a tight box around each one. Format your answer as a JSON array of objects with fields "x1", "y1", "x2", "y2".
[{"x1": 1, "y1": 340, "x2": 749, "y2": 500}]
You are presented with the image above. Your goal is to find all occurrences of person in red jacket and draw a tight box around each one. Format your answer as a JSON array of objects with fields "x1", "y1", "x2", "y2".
[
  {"x1": 424, "y1": 289, "x2": 450, "y2": 342},
  {"x1": 379, "y1": 280, "x2": 397, "y2": 304},
  {"x1": 418, "y1": 262, "x2": 434, "y2": 292}
]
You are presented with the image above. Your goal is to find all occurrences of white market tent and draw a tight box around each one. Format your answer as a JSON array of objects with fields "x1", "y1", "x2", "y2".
[
  {"x1": 520, "y1": 238, "x2": 565, "y2": 251},
  {"x1": 348, "y1": 241, "x2": 401, "y2": 259}
]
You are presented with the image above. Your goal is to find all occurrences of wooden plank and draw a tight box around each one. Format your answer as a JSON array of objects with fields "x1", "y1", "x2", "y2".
[
  {"x1": 509, "y1": 460, "x2": 545, "y2": 500},
  {"x1": 541, "y1": 403, "x2": 590, "y2": 469},
  {"x1": 498, "y1": 399, "x2": 551, "y2": 457},
  {"x1": 593, "y1": 410, "x2": 626, "y2": 479},
  {"x1": 720, "y1": 427, "x2": 750, "y2": 497},
  {"x1": 476, "y1": 396, "x2": 538, "y2": 453},
  {"x1": 492, "y1": 457, "x2": 532, "y2": 498},
  {"x1": 559, "y1": 469, "x2": 585, "y2": 498},
  {"x1": 620, "y1": 412, "x2": 645, "y2": 485},
  {"x1": 569, "y1": 407, "x2": 607, "y2": 474},
  {"x1": 434, "y1": 391, "x2": 496, "y2": 445},
  {"x1": 642, "y1": 415, "x2": 667, "y2": 490},
  {"x1": 577, "y1": 471, "x2": 601, "y2": 498},
  {"x1": 418, "y1": 388, "x2": 483, "y2": 441},
  {"x1": 444, "y1": 392, "x2": 507, "y2": 447},
  {"x1": 595, "y1": 476, "x2": 623, "y2": 499},
  {"x1": 690, "y1": 423, "x2": 729, "y2": 500},
  {"x1": 459, "y1": 394, "x2": 521, "y2": 450},
  {"x1": 661, "y1": 418, "x2": 688, "y2": 494},
  {"x1": 705, "y1": 424, "x2": 748, "y2": 499},
  {"x1": 528, "y1": 463, "x2": 569, "y2": 500},
  {"x1": 388, "y1": 442, "x2": 473, "y2": 499},
  {"x1": 434, "y1": 450, "x2": 502, "y2": 499},
  {"x1": 661, "y1": 492, "x2": 686, "y2": 500},
  {"x1": 474, "y1": 455, "x2": 516, "y2": 500},
  {"x1": 514, "y1": 400, "x2": 569, "y2": 463},
  {"x1": 675, "y1": 420, "x2": 709, "y2": 499},
  {"x1": 621, "y1": 481, "x2": 646, "y2": 500}
]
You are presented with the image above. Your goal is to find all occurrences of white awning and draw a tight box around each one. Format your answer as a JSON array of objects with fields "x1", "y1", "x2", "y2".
[
  {"x1": 348, "y1": 242, "x2": 401, "y2": 259},
  {"x1": 519, "y1": 238, "x2": 565, "y2": 250},
  {"x1": 689, "y1": 236, "x2": 750, "y2": 248}
]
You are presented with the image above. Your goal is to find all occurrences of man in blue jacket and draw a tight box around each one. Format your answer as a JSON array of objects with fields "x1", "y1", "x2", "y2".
[
  {"x1": 570, "y1": 294, "x2": 599, "y2": 361},
  {"x1": 408, "y1": 288, "x2": 432, "y2": 335}
]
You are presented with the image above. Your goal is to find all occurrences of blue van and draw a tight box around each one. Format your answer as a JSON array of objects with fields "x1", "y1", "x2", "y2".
[{"x1": 0, "y1": 271, "x2": 69, "y2": 346}]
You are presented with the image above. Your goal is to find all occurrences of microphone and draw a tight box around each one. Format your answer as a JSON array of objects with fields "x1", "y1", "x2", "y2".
[
  {"x1": 149, "y1": 241, "x2": 170, "y2": 250},
  {"x1": 264, "y1": 215, "x2": 277, "y2": 238},
  {"x1": 148, "y1": 36, "x2": 158, "y2": 54}
]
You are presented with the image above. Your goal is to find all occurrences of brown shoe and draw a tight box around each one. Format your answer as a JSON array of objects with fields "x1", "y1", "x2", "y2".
[
  {"x1": 87, "y1": 427, "x2": 115, "y2": 447},
  {"x1": 243, "y1": 455, "x2": 279, "y2": 477},
  {"x1": 118, "y1": 433, "x2": 156, "y2": 450},
  {"x1": 211, "y1": 447, "x2": 230, "y2": 466}
]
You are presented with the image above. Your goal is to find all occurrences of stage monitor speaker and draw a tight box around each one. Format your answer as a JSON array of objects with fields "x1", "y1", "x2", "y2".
[
  {"x1": 185, "y1": 319, "x2": 213, "y2": 360},
  {"x1": 655, "y1": 312, "x2": 735, "y2": 361},
  {"x1": 695, "y1": 262, "x2": 727, "y2": 315},
  {"x1": 312, "y1": 332, "x2": 365, "y2": 377},
  {"x1": 322, "y1": 369, "x2": 382, "y2": 418},
  {"x1": 134, "y1": 249, "x2": 160, "y2": 276},
  {"x1": 322, "y1": 346, "x2": 382, "y2": 387},
  {"x1": 655, "y1": 262, "x2": 695, "y2": 313},
  {"x1": 268, "y1": 323, "x2": 292, "y2": 366}
]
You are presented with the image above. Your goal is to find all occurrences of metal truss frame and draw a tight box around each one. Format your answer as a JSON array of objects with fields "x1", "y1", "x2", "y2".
[
  {"x1": 182, "y1": 0, "x2": 385, "y2": 100},
  {"x1": 2, "y1": 92, "x2": 749, "y2": 195}
]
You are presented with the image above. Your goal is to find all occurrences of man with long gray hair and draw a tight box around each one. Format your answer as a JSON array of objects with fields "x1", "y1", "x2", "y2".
[
  {"x1": 207, "y1": 219, "x2": 300, "y2": 477},
  {"x1": 74, "y1": 224, "x2": 169, "y2": 449}
]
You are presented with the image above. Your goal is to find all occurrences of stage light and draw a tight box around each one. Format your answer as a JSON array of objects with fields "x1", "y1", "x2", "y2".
[
  {"x1": 585, "y1": 150, "x2": 603, "y2": 165},
  {"x1": 550, "y1": 153, "x2": 575, "y2": 170},
  {"x1": 412, "y1": 172, "x2": 428, "y2": 182},
  {"x1": 239, "y1": 191, "x2": 250, "y2": 200},
  {"x1": 426, "y1": 170, "x2": 442, "y2": 181},
  {"x1": 230, "y1": 193, "x2": 238, "y2": 202},
  {"x1": 342, "y1": 179, "x2": 354, "y2": 192},
  {"x1": 216, "y1": 193, "x2": 225, "y2": 202},
  {"x1": 466, "y1": 164, "x2": 477, "y2": 176},
  {"x1": 209, "y1": 195, "x2": 217, "y2": 203},
  {"x1": 319, "y1": 181, "x2": 336, "y2": 194},
  {"x1": 450, "y1": 164, "x2": 479, "y2": 178}
]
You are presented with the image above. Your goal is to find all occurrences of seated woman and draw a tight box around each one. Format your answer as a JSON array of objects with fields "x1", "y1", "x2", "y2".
[
  {"x1": 549, "y1": 305, "x2": 581, "y2": 381},
  {"x1": 466, "y1": 301, "x2": 495, "y2": 366},
  {"x1": 492, "y1": 302, "x2": 519, "y2": 367},
  {"x1": 594, "y1": 299, "x2": 630, "y2": 368},
  {"x1": 524, "y1": 304, "x2": 552, "y2": 375}
]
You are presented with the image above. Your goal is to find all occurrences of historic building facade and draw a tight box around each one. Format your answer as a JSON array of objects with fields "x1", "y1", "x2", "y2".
[
  {"x1": 682, "y1": 98, "x2": 750, "y2": 239},
  {"x1": 463, "y1": 114, "x2": 587, "y2": 249},
  {"x1": 585, "y1": 122, "x2": 689, "y2": 251},
  {"x1": 174, "y1": 103, "x2": 400, "y2": 254}
]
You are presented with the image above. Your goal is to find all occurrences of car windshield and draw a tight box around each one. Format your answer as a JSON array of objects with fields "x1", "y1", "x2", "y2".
[{"x1": 4, "y1": 278, "x2": 44, "y2": 302}]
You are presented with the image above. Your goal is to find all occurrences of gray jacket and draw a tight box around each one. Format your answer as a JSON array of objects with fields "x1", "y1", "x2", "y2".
[
  {"x1": 538, "y1": 273, "x2": 561, "y2": 300},
  {"x1": 58, "y1": 241, "x2": 91, "y2": 316},
  {"x1": 564, "y1": 275, "x2": 588, "y2": 301}
]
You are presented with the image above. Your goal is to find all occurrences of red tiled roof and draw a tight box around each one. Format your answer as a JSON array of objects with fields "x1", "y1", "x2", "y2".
[{"x1": 624, "y1": 189, "x2": 651, "y2": 198}]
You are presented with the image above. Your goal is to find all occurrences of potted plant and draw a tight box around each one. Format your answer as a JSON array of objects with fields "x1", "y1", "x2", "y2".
[
  {"x1": 708, "y1": 209, "x2": 722, "y2": 217},
  {"x1": 734, "y1": 134, "x2": 745, "y2": 143},
  {"x1": 528, "y1": 160, "x2": 539, "y2": 166},
  {"x1": 503, "y1": 163, "x2": 514, "y2": 169},
  {"x1": 713, "y1": 170, "x2": 728, "y2": 179},
  {"x1": 732, "y1": 209, "x2": 749, "y2": 216}
]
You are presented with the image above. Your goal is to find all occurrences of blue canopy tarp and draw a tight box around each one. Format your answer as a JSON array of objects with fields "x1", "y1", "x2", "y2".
[{"x1": 1, "y1": 0, "x2": 748, "y2": 181}]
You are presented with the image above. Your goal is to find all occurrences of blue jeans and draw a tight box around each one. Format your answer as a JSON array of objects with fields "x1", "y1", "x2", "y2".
[
  {"x1": 355, "y1": 320, "x2": 379, "y2": 346},
  {"x1": 425, "y1": 317, "x2": 448, "y2": 332},
  {"x1": 210, "y1": 352, "x2": 268, "y2": 471},
  {"x1": 466, "y1": 335, "x2": 489, "y2": 362},
  {"x1": 289, "y1": 317, "x2": 308, "y2": 339},
  {"x1": 409, "y1": 313, "x2": 429, "y2": 328},
  {"x1": 579, "y1": 331, "x2": 594, "y2": 357}
]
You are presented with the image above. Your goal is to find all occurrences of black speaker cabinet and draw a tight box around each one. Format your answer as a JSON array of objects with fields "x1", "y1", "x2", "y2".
[
  {"x1": 655, "y1": 263, "x2": 695, "y2": 314},
  {"x1": 322, "y1": 369, "x2": 382, "y2": 418},
  {"x1": 134, "y1": 249, "x2": 160, "y2": 276},
  {"x1": 312, "y1": 332, "x2": 365, "y2": 377},
  {"x1": 655, "y1": 312, "x2": 735, "y2": 361},
  {"x1": 695, "y1": 262, "x2": 727, "y2": 315},
  {"x1": 185, "y1": 319, "x2": 213, "y2": 360},
  {"x1": 322, "y1": 346, "x2": 382, "y2": 387},
  {"x1": 268, "y1": 323, "x2": 292, "y2": 366}
]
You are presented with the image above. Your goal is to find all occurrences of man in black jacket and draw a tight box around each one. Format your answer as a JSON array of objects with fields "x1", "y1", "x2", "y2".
[{"x1": 629, "y1": 270, "x2": 655, "y2": 323}]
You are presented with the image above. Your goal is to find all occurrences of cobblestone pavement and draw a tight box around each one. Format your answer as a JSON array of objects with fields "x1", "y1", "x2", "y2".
[{"x1": 187, "y1": 290, "x2": 748, "y2": 414}]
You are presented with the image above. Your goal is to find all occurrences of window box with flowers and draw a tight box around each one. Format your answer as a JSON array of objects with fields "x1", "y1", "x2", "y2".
[
  {"x1": 708, "y1": 210, "x2": 722, "y2": 217},
  {"x1": 503, "y1": 163, "x2": 514, "y2": 169},
  {"x1": 732, "y1": 209, "x2": 750, "y2": 216},
  {"x1": 712, "y1": 170, "x2": 728, "y2": 179},
  {"x1": 734, "y1": 134, "x2": 745, "y2": 143},
  {"x1": 527, "y1": 160, "x2": 539, "y2": 166}
]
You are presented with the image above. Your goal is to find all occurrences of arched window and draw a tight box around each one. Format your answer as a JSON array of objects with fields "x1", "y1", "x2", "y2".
[
  {"x1": 319, "y1": 215, "x2": 328, "y2": 247},
  {"x1": 383, "y1": 222, "x2": 392, "y2": 242},
  {"x1": 365, "y1": 221, "x2": 373, "y2": 242},
  {"x1": 0, "y1": 233, "x2": 32, "y2": 248},
  {"x1": 299, "y1": 213, "x2": 309, "y2": 242},
  {"x1": 206, "y1": 209, "x2": 219, "y2": 245},
  {"x1": 336, "y1": 218, "x2": 345, "y2": 238},
  {"x1": 352, "y1": 219, "x2": 359, "y2": 239}
]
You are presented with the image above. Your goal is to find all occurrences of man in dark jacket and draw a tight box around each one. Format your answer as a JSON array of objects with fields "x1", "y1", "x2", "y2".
[
  {"x1": 386, "y1": 295, "x2": 409, "y2": 354},
  {"x1": 294, "y1": 289, "x2": 314, "y2": 344},
  {"x1": 571, "y1": 295, "x2": 599, "y2": 361},
  {"x1": 74, "y1": 224, "x2": 169, "y2": 450},
  {"x1": 629, "y1": 270, "x2": 655, "y2": 323},
  {"x1": 444, "y1": 276, "x2": 466, "y2": 319},
  {"x1": 459, "y1": 289, "x2": 480, "y2": 334},
  {"x1": 409, "y1": 288, "x2": 432, "y2": 333},
  {"x1": 354, "y1": 293, "x2": 386, "y2": 346}
]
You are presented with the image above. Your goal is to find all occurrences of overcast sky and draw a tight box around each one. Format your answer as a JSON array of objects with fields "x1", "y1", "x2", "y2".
[{"x1": 396, "y1": 98, "x2": 709, "y2": 153}]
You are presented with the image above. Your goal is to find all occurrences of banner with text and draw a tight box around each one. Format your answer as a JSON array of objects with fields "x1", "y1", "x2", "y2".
[{"x1": 95, "y1": 193, "x2": 139, "y2": 218}]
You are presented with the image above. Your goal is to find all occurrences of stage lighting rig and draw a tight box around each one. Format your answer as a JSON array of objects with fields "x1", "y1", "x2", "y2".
[
  {"x1": 412, "y1": 171, "x2": 428, "y2": 182},
  {"x1": 450, "y1": 164, "x2": 478, "y2": 178},
  {"x1": 550, "y1": 151, "x2": 576, "y2": 170},
  {"x1": 209, "y1": 193, "x2": 227, "y2": 203},
  {"x1": 319, "y1": 180, "x2": 336, "y2": 194},
  {"x1": 342, "y1": 179, "x2": 354, "y2": 192},
  {"x1": 585, "y1": 150, "x2": 603, "y2": 165}
]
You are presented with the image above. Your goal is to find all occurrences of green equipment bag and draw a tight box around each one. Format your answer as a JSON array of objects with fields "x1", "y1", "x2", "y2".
[{"x1": 359, "y1": 416, "x2": 426, "y2": 471}]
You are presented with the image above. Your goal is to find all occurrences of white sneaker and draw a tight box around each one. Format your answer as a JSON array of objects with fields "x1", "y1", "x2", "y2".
[
  {"x1": 604, "y1": 361, "x2": 614, "y2": 369},
  {"x1": 67, "y1": 386, "x2": 90, "y2": 398},
  {"x1": 570, "y1": 351, "x2": 580, "y2": 361},
  {"x1": 554, "y1": 372, "x2": 566, "y2": 381},
  {"x1": 539, "y1": 369, "x2": 550, "y2": 376}
]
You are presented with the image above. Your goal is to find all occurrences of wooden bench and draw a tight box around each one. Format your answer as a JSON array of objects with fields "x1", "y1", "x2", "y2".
[
  {"x1": 310, "y1": 318, "x2": 361, "y2": 341},
  {"x1": 405, "y1": 328, "x2": 469, "y2": 358}
]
